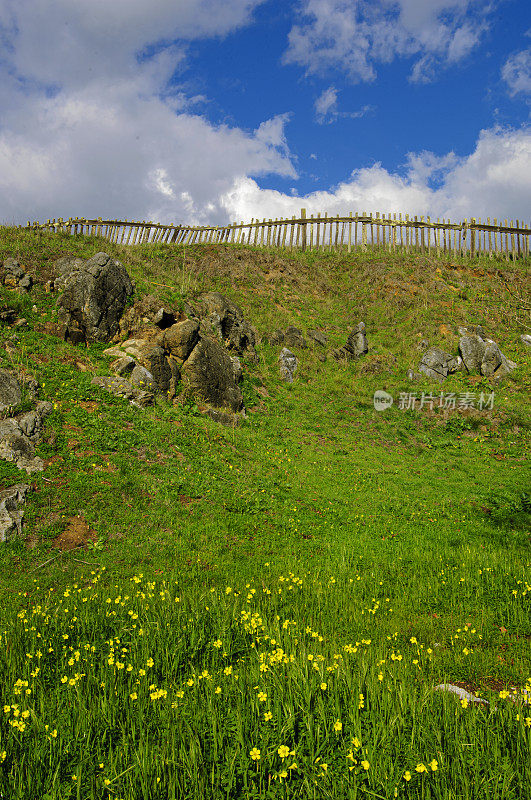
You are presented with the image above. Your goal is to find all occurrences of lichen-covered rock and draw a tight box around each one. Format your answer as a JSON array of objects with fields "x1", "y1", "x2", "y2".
[{"x1": 181, "y1": 336, "x2": 243, "y2": 412}]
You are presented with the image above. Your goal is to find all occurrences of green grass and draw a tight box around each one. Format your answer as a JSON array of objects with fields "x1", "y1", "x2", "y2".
[{"x1": 0, "y1": 226, "x2": 530, "y2": 799}]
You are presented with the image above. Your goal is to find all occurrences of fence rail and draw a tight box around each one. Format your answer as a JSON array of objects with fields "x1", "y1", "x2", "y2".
[{"x1": 18, "y1": 209, "x2": 531, "y2": 259}]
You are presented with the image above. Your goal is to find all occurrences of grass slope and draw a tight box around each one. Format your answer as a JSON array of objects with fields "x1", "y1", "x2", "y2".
[{"x1": 0, "y1": 226, "x2": 530, "y2": 799}]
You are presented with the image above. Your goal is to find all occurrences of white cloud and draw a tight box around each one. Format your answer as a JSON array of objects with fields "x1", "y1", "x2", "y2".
[
  {"x1": 283, "y1": 0, "x2": 492, "y2": 84},
  {"x1": 0, "y1": 0, "x2": 267, "y2": 91},
  {"x1": 315, "y1": 86, "x2": 374, "y2": 123},
  {"x1": 502, "y1": 48, "x2": 531, "y2": 97},
  {"x1": 315, "y1": 86, "x2": 339, "y2": 121},
  {"x1": 220, "y1": 127, "x2": 531, "y2": 225},
  {"x1": 0, "y1": 0, "x2": 297, "y2": 226}
]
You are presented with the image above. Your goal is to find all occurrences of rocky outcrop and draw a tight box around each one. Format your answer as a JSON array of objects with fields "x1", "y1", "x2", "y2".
[{"x1": 55, "y1": 252, "x2": 134, "y2": 344}]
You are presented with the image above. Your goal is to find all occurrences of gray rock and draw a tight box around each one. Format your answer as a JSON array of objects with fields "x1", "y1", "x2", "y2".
[
  {"x1": 481, "y1": 342, "x2": 503, "y2": 377},
  {"x1": 520, "y1": 334, "x2": 531, "y2": 348},
  {"x1": 446, "y1": 355, "x2": 463, "y2": 374},
  {"x1": 418, "y1": 347, "x2": 456, "y2": 383},
  {"x1": 55, "y1": 252, "x2": 134, "y2": 344},
  {"x1": 492, "y1": 352, "x2": 517, "y2": 381},
  {"x1": 0, "y1": 484, "x2": 31, "y2": 542},
  {"x1": 198, "y1": 292, "x2": 257, "y2": 357},
  {"x1": 307, "y1": 329, "x2": 328, "y2": 347},
  {"x1": 332, "y1": 323, "x2": 369, "y2": 362},
  {"x1": 434, "y1": 683, "x2": 492, "y2": 708},
  {"x1": 110, "y1": 355, "x2": 136, "y2": 377},
  {"x1": 0, "y1": 431, "x2": 44, "y2": 474},
  {"x1": 345, "y1": 330, "x2": 369, "y2": 357},
  {"x1": 268, "y1": 330, "x2": 285, "y2": 346},
  {"x1": 163, "y1": 320, "x2": 200, "y2": 361},
  {"x1": 407, "y1": 369, "x2": 421, "y2": 381},
  {"x1": 181, "y1": 336, "x2": 243, "y2": 412},
  {"x1": 284, "y1": 326, "x2": 307, "y2": 349},
  {"x1": 459, "y1": 334, "x2": 486, "y2": 373},
  {"x1": 3, "y1": 258, "x2": 24, "y2": 279},
  {"x1": 18, "y1": 275, "x2": 33, "y2": 291},
  {"x1": 136, "y1": 344, "x2": 172, "y2": 394},
  {"x1": 0, "y1": 368, "x2": 22, "y2": 412},
  {"x1": 130, "y1": 365, "x2": 157, "y2": 393},
  {"x1": 279, "y1": 347, "x2": 298, "y2": 383},
  {"x1": 35, "y1": 401, "x2": 53, "y2": 419},
  {"x1": 17, "y1": 411, "x2": 41, "y2": 439}
]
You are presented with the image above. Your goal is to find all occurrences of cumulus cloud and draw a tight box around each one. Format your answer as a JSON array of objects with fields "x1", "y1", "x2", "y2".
[
  {"x1": 502, "y1": 48, "x2": 531, "y2": 97},
  {"x1": 284, "y1": 0, "x2": 492, "y2": 84},
  {"x1": 220, "y1": 127, "x2": 531, "y2": 225},
  {"x1": 0, "y1": 0, "x2": 297, "y2": 226}
]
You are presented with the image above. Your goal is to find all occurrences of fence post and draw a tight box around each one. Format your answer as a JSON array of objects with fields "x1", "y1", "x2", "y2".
[
  {"x1": 300, "y1": 208, "x2": 307, "y2": 252},
  {"x1": 361, "y1": 211, "x2": 367, "y2": 251},
  {"x1": 470, "y1": 218, "x2": 476, "y2": 258}
]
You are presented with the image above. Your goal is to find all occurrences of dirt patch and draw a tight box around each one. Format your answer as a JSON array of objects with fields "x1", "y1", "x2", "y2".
[{"x1": 51, "y1": 515, "x2": 99, "y2": 551}]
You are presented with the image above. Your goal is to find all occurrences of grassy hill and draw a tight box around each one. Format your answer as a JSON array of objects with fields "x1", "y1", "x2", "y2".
[{"x1": 0, "y1": 225, "x2": 530, "y2": 799}]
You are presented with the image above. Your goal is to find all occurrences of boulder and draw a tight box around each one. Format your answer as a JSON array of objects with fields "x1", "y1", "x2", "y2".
[
  {"x1": 307, "y1": 329, "x2": 327, "y2": 347},
  {"x1": 163, "y1": 320, "x2": 200, "y2": 361},
  {"x1": 284, "y1": 326, "x2": 307, "y2": 349},
  {"x1": 1, "y1": 258, "x2": 33, "y2": 293},
  {"x1": 113, "y1": 294, "x2": 179, "y2": 342},
  {"x1": 261, "y1": 329, "x2": 284, "y2": 346},
  {"x1": 279, "y1": 348, "x2": 298, "y2": 383},
  {"x1": 459, "y1": 332, "x2": 516, "y2": 381},
  {"x1": 480, "y1": 342, "x2": 502, "y2": 377},
  {"x1": 520, "y1": 334, "x2": 531, "y2": 348},
  {"x1": 0, "y1": 484, "x2": 32, "y2": 542},
  {"x1": 0, "y1": 367, "x2": 22, "y2": 412},
  {"x1": 0, "y1": 386, "x2": 53, "y2": 474},
  {"x1": 459, "y1": 334, "x2": 486, "y2": 373},
  {"x1": 197, "y1": 292, "x2": 257, "y2": 358},
  {"x1": 332, "y1": 322, "x2": 369, "y2": 361},
  {"x1": 135, "y1": 344, "x2": 172, "y2": 394},
  {"x1": 418, "y1": 347, "x2": 461, "y2": 383},
  {"x1": 55, "y1": 252, "x2": 134, "y2": 344},
  {"x1": 181, "y1": 336, "x2": 243, "y2": 413}
]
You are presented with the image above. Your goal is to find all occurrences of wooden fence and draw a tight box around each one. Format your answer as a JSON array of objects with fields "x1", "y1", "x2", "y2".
[{"x1": 20, "y1": 209, "x2": 531, "y2": 259}]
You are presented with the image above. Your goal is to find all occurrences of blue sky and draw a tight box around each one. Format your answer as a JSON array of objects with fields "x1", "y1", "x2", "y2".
[{"x1": 0, "y1": 0, "x2": 529, "y2": 228}]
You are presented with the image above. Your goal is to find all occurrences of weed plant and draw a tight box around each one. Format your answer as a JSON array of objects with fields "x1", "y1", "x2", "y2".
[{"x1": 0, "y1": 226, "x2": 529, "y2": 799}]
